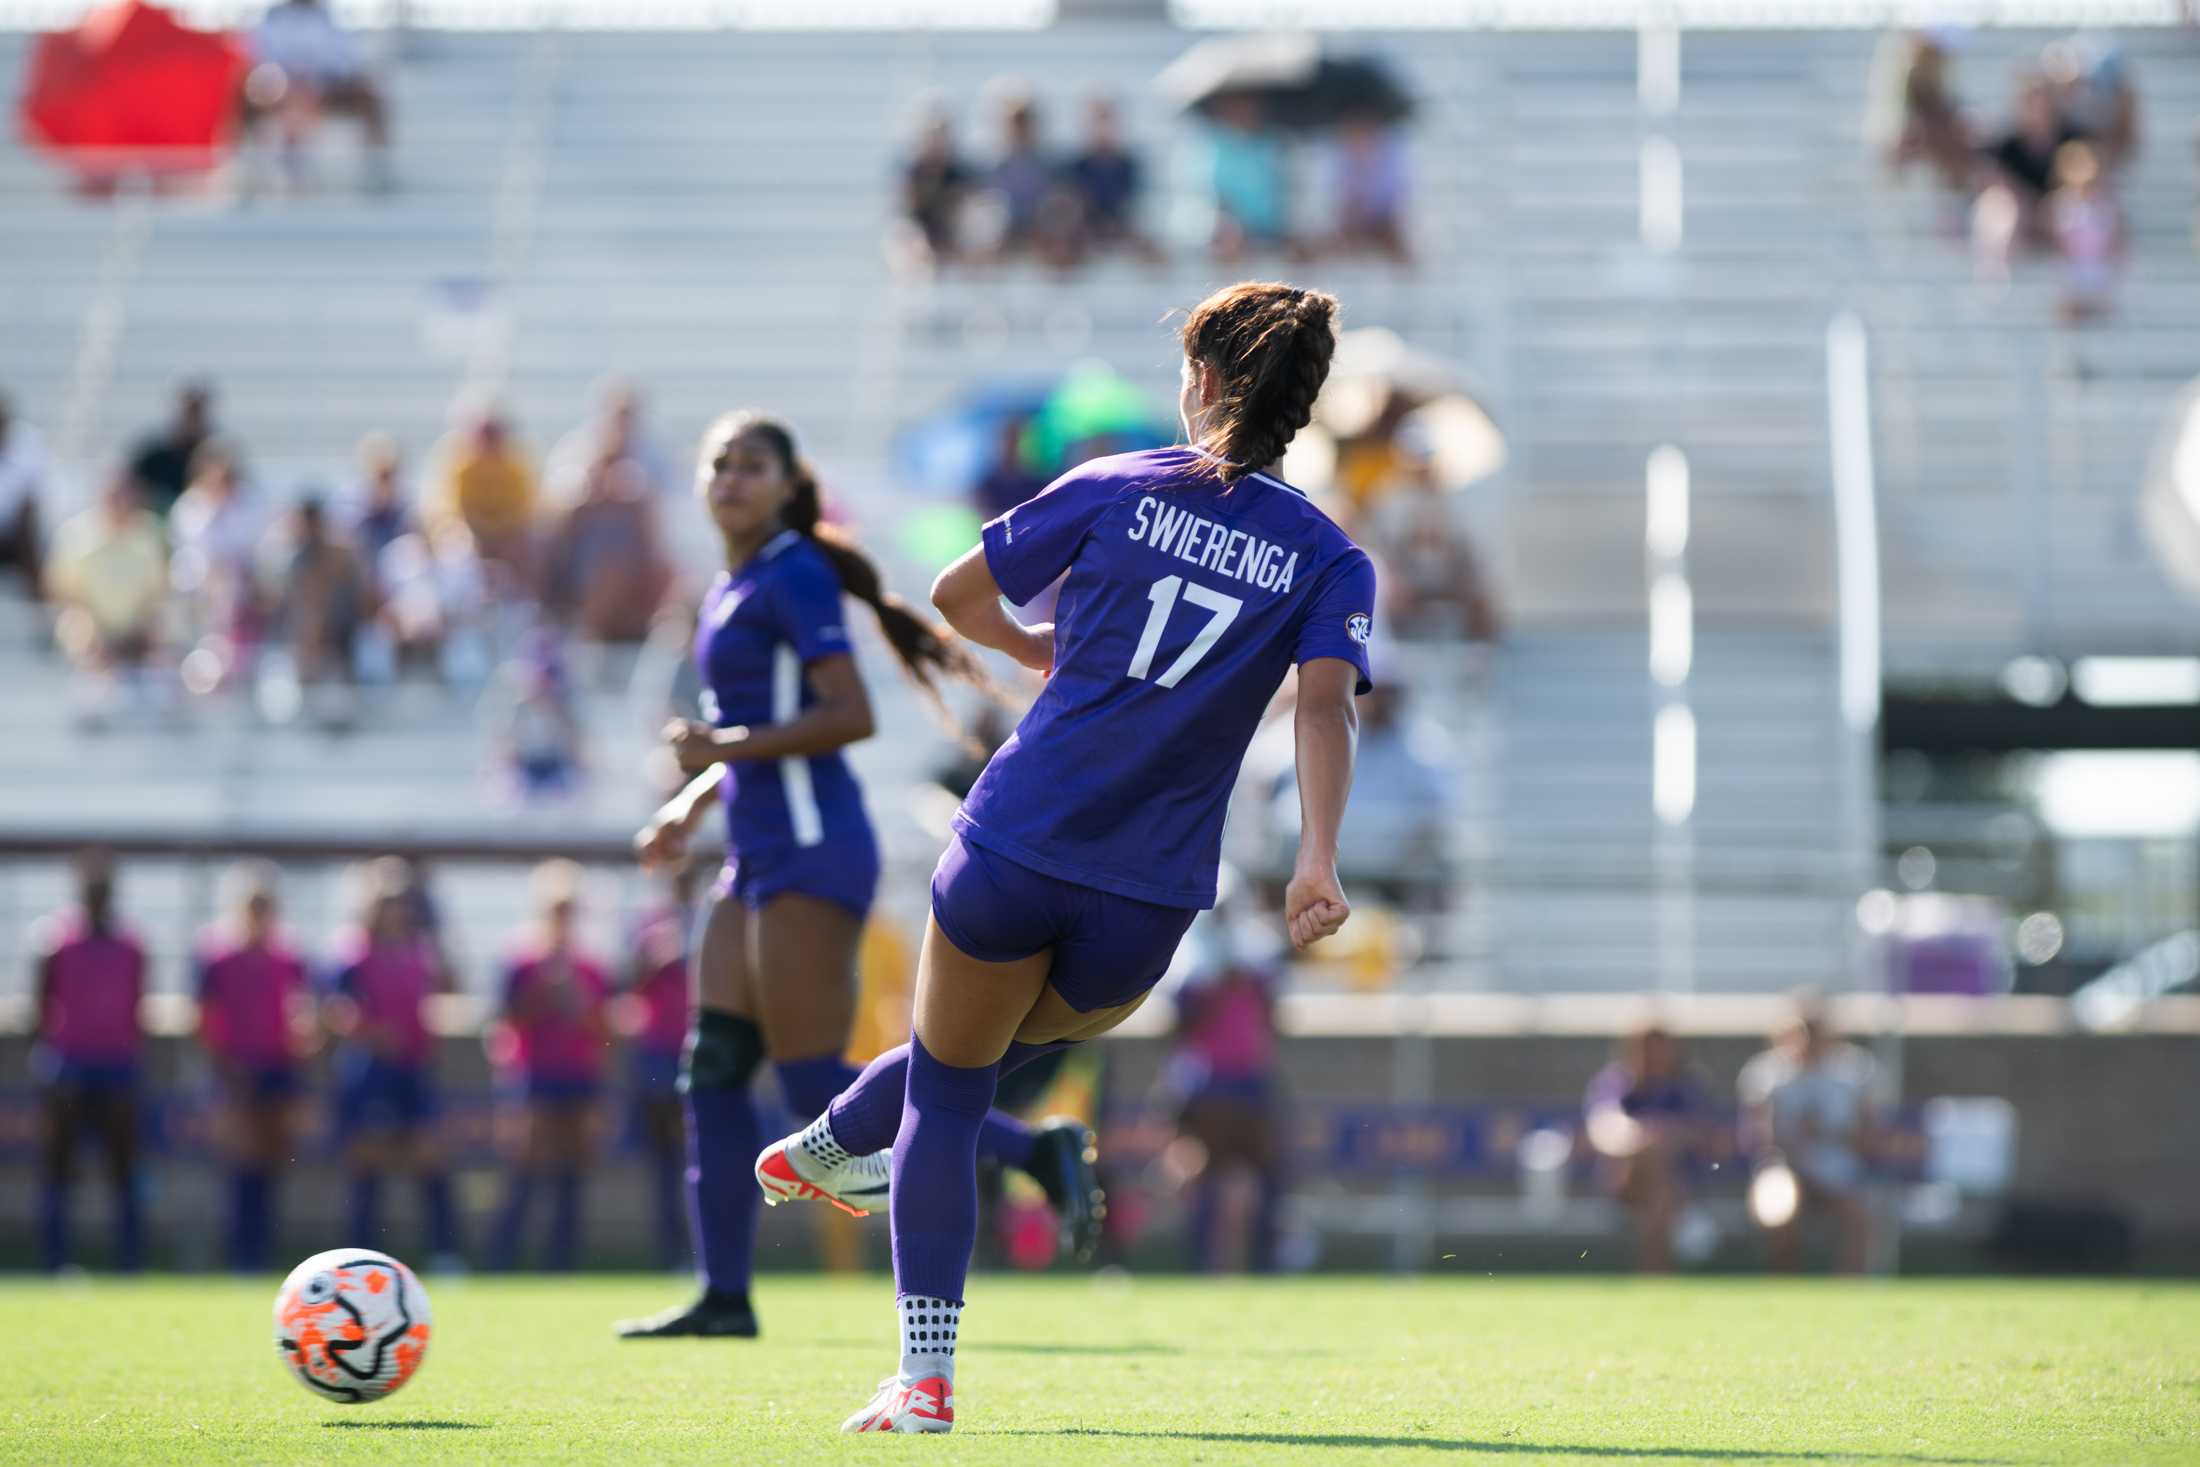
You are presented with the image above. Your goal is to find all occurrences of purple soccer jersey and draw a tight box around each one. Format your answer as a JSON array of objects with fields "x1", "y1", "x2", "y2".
[
  {"x1": 957, "y1": 446, "x2": 1376, "y2": 908},
  {"x1": 694, "y1": 530, "x2": 874, "y2": 861}
]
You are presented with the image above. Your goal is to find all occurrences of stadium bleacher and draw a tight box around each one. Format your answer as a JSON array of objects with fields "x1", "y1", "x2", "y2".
[{"x1": 2, "y1": 19, "x2": 2195, "y2": 998}]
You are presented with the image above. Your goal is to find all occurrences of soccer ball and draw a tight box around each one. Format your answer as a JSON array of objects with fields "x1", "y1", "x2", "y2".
[{"x1": 273, "y1": 1248, "x2": 433, "y2": 1404}]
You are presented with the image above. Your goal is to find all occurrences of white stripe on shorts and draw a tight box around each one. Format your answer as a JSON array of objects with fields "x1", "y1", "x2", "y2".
[{"x1": 773, "y1": 643, "x2": 824, "y2": 847}]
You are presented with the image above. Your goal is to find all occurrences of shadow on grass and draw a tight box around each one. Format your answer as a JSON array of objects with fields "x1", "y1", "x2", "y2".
[
  {"x1": 321, "y1": 1421, "x2": 487, "y2": 1431},
  {"x1": 987, "y1": 1430, "x2": 2015, "y2": 1464}
]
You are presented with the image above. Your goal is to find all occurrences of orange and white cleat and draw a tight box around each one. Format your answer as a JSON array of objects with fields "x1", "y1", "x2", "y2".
[
  {"x1": 841, "y1": 1373, "x2": 955, "y2": 1434},
  {"x1": 754, "y1": 1135, "x2": 890, "y2": 1219}
]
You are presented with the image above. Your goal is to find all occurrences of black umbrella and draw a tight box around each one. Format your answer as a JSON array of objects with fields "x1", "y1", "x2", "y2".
[{"x1": 1157, "y1": 34, "x2": 1414, "y2": 131}]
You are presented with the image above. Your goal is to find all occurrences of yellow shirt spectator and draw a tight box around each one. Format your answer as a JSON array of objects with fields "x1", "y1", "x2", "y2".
[
  {"x1": 430, "y1": 413, "x2": 538, "y2": 571},
  {"x1": 50, "y1": 485, "x2": 167, "y2": 649}
]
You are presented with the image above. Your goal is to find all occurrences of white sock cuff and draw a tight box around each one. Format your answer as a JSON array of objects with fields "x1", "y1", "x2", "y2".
[
  {"x1": 797, "y1": 1112, "x2": 853, "y2": 1169},
  {"x1": 898, "y1": 1294, "x2": 961, "y2": 1368}
]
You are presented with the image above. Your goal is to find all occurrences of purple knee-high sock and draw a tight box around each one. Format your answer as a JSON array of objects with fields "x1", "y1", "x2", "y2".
[
  {"x1": 348, "y1": 1175, "x2": 382, "y2": 1246},
  {"x1": 232, "y1": 1170, "x2": 273, "y2": 1273},
  {"x1": 548, "y1": 1170, "x2": 583, "y2": 1272},
  {"x1": 1190, "y1": 1177, "x2": 1223, "y2": 1272},
  {"x1": 424, "y1": 1174, "x2": 459, "y2": 1258},
  {"x1": 889, "y1": 1034, "x2": 999, "y2": 1304},
  {"x1": 684, "y1": 1087, "x2": 760, "y2": 1297},
  {"x1": 491, "y1": 1173, "x2": 534, "y2": 1271},
  {"x1": 774, "y1": 1054, "x2": 860, "y2": 1123},
  {"x1": 653, "y1": 1147, "x2": 686, "y2": 1270},
  {"x1": 115, "y1": 1172, "x2": 143, "y2": 1273},
  {"x1": 829, "y1": 1041, "x2": 1064, "y2": 1165},
  {"x1": 39, "y1": 1179, "x2": 66, "y2": 1272}
]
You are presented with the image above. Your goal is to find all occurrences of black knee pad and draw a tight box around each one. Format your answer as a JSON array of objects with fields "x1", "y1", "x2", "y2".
[{"x1": 681, "y1": 1010, "x2": 764, "y2": 1095}]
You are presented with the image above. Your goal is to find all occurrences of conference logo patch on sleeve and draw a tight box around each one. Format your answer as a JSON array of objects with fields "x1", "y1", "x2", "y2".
[{"x1": 1346, "y1": 613, "x2": 1373, "y2": 646}]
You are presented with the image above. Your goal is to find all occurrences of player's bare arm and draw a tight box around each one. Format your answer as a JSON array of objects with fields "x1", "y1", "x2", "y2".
[
  {"x1": 929, "y1": 545, "x2": 1053, "y2": 673},
  {"x1": 1286, "y1": 656, "x2": 1358, "y2": 950}
]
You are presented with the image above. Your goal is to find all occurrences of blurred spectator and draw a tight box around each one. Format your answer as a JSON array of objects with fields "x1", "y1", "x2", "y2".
[
  {"x1": 48, "y1": 469, "x2": 167, "y2": 692},
  {"x1": 622, "y1": 871, "x2": 694, "y2": 1272},
  {"x1": 1360, "y1": 452, "x2": 1501, "y2": 642},
  {"x1": 487, "y1": 625, "x2": 586, "y2": 803},
  {"x1": 1973, "y1": 73, "x2": 2084, "y2": 278},
  {"x1": 243, "y1": 0, "x2": 393, "y2": 191},
  {"x1": 1583, "y1": 1021, "x2": 1713, "y2": 1273},
  {"x1": 428, "y1": 407, "x2": 539, "y2": 590},
  {"x1": 0, "y1": 391, "x2": 50, "y2": 599},
  {"x1": 344, "y1": 432, "x2": 416, "y2": 589},
  {"x1": 545, "y1": 380, "x2": 677, "y2": 507},
  {"x1": 1330, "y1": 116, "x2": 1410, "y2": 262},
  {"x1": 1868, "y1": 29, "x2": 1975, "y2": 194},
  {"x1": 1203, "y1": 95, "x2": 1292, "y2": 261},
  {"x1": 2045, "y1": 34, "x2": 2138, "y2": 174},
  {"x1": 323, "y1": 857, "x2": 461, "y2": 1266},
  {"x1": 973, "y1": 418, "x2": 1048, "y2": 521},
  {"x1": 541, "y1": 456, "x2": 672, "y2": 645},
  {"x1": 1161, "y1": 906, "x2": 1288, "y2": 1273},
  {"x1": 1262, "y1": 668, "x2": 1451, "y2": 903},
  {"x1": 2048, "y1": 141, "x2": 2123, "y2": 322},
  {"x1": 33, "y1": 850, "x2": 147, "y2": 1273},
  {"x1": 194, "y1": 862, "x2": 311, "y2": 1273},
  {"x1": 898, "y1": 110, "x2": 975, "y2": 270},
  {"x1": 1066, "y1": 96, "x2": 1161, "y2": 262},
  {"x1": 488, "y1": 861, "x2": 611, "y2": 1272},
  {"x1": 267, "y1": 495, "x2": 368, "y2": 715},
  {"x1": 377, "y1": 520, "x2": 492, "y2": 687},
  {"x1": 128, "y1": 382, "x2": 215, "y2": 518},
  {"x1": 170, "y1": 441, "x2": 267, "y2": 670},
  {"x1": 1738, "y1": 995, "x2": 1877, "y2": 1274},
  {"x1": 987, "y1": 90, "x2": 1078, "y2": 268},
  {"x1": 1332, "y1": 673, "x2": 1452, "y2": 900}
]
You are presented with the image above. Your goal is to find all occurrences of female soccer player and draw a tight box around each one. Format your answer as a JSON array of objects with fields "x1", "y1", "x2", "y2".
[
  {"x1": 618, "y1": 412, "x2": 1099, "y2": 1340},
  {"x1": 489, "y1": 859, "x2": 611, "y2": 1272},
  {"x1": 196, "y1": 862, "x2": 311, "y2": 1273},
  {"x1": 756, "y1": 281, "x2": 1371, "y2": 1432},
  {"x1": 324, "y1": 857, "x2": 461, "y2": 1265},
  {"x1": 34, "y1": 850, "x2": 147, "y2": 1272}
]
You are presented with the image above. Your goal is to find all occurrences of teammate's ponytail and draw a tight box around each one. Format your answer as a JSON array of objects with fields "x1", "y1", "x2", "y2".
[
  {"x1": 1179, "y1": 281, "x2": 1339, "y2": 484},
  {"x1": 712, "y1": 412, "x2": 991, "y2": 705}
]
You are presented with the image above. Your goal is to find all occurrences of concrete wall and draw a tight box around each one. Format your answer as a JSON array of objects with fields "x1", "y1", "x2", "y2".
[{"x1": 5, "y1": 1026, "x2": 2195, "y2": 1272}]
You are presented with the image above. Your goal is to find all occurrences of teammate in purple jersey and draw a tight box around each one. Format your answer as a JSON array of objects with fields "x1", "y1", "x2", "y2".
[
  {"x1": 617, "y1": 412, "x2": 1098, "y2": 1340},
  {"x1": 754, "y1": 281, "x2": 1371, "y2": 1433},
  {"x1": 33, "y1": 850, "x2": 148, "y2": 1272}
]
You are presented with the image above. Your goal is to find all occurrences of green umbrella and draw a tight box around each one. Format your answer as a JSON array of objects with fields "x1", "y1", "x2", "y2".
[
  {"x1": 1026, "y1": 364, "x2": 1170, "y2": 473},
  {"x1": 896, "y1": 502, "x2": 985, "y2": 575}
]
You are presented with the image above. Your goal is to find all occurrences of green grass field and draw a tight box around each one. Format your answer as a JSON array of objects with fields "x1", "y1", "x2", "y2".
[{"x1": 2, "y1": 1275, "x2": 2194, "y2": 1465}]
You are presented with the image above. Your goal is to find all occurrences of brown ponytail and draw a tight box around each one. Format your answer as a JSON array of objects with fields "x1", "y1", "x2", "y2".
[
  {"x1": 713, "y1": 412, "x2": 992, "y2": 707},
  {"x1": 1179, "y1": 281, "x2": 1339, "y2": 484}
]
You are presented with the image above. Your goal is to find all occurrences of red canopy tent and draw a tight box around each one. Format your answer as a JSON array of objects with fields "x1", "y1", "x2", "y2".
[{"x1": 19, "y1": 1, "x2": 250, "y2": 182}]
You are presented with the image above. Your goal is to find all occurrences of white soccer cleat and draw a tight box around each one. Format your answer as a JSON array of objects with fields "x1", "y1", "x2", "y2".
[
  {"x1": 754, "y1": 1134, "x2": 890, "y2": 1219},
  {"x1": 841, "y1": 1373, "x2": 955, "y2": 1434}
]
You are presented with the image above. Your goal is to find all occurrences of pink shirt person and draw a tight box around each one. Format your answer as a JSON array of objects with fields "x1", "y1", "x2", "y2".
[
  {"x1": 330, "y1": 930, "x2": 437, "y2": 1068},
  {"x1": 1182, "y1": 972, "x2": 1278, "y2": 1081},
  {"x1": 197, "y1": 933, "x2": 309, "y2": 1070},
  {"x1": 630, "y1": 905, "x2": 688, "y2": 1059},
  {"x1": 500, "y1": 946, "x2": 611, "y2": 1085},
  {"x1": 37, "y1": 912, "x2": 147, "y2": 1068}
]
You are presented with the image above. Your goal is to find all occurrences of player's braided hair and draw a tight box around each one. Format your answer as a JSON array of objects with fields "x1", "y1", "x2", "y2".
[
  {"x1": 1179, "y1": 281, "x2": 1339, "y2": 484},
  {"x1": 709, "y1": 412, "x2": 990, "y2": 708}
]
